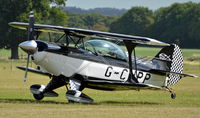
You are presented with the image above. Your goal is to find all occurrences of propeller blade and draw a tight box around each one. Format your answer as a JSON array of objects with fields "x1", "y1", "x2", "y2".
[
  {"x1": 28, "y1": 11, "x2": 34, "y2": 41},
  {"x1": 24, "y1": 11, "x2": 34, "y2": 83},
  {"x1": 24, "y1": 54, "x2": 30, "y2": 83}
]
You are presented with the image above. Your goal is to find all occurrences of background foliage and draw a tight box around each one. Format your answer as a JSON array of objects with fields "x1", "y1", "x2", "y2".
[
  {"x1": 0, "y1": 1, "x2": 199, "y2": 59},
  {"x1": 0, "y1": 0, "x2": 67, "y2": 59},
  {"x1": 109, "y1": 2, "x2": 200, "y2": 49}
]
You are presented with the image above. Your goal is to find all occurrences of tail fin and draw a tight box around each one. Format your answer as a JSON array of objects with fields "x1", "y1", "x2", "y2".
[{"x1": 153, "y1": 44, "x2": 183, "y2": 86}]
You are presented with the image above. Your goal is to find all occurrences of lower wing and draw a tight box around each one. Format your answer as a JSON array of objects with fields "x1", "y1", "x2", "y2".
[{"x1": 17, "y1": 66, "x2": 50, "y2": 76}]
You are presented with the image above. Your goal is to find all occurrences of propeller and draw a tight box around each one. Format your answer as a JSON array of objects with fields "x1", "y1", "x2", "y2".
[{"x1": 23, "y1": 11, "x2": 35, "y2": 83}]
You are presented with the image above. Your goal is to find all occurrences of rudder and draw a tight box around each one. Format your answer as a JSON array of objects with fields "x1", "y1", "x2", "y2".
[{"x1": 154, "y1": 44, "x2": 183, "y2": 86}]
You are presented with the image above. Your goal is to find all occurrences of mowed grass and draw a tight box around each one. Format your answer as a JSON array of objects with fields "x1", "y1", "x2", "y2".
[
  {"x1": 134, "y1": 47, "x2": 200, "y2": 57},
  {"x1": 1, "y1": 47, "x2": 200, "y2": 58},
  {"x1": 0, "y1": 48, "x2": 200, "y2": 118}
]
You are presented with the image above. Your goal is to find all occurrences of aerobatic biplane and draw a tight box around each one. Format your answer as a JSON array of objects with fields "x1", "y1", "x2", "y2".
[{"x1": 8, "y1": 11, "x2": 197, "y2": 103}]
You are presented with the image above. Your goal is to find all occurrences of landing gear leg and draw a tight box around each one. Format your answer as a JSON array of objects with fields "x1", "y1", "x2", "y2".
[
  {"x1": 65, "y1": 84, "x2": 75, "y2": 103},
  {"x1": 30, "y1": 76, "x2": 66, "y2": 101},
  {"x1": 65, "y1": 79, "x2": 93, "y2": 103},
  {"x1": 166, "y1": 87, "x2": 176, "y2": 99}
]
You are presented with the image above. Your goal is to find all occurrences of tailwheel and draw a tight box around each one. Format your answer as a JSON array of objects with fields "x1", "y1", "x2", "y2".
[
  {"x1": 166, "y1": 87, "x2": 176, "y2": 99},
  {"x1": 171, "y1": 93, "x2": 176, "y2": 99},
  {"x1": 33, "y1": 93, "x2": 44, "y2": 100}
]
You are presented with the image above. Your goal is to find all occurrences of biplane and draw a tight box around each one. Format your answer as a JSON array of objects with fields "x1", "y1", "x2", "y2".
[{"x1": 9, "y1": 11, "x2": 197, "y2": 103}]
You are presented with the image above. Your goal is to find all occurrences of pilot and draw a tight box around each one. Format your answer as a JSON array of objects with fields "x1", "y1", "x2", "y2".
[{"x1": 108, "y1": 51, "x2": 117, "y2": 58}]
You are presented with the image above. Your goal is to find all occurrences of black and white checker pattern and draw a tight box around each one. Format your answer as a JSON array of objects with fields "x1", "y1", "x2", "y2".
[{"x1": 167, "y1": 44, "x2": 183, "y2": 86}]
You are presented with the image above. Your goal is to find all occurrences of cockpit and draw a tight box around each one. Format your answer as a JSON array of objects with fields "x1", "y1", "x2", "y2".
[{"x1": 83, "y1": 40, "x2": 127, "y2": 61}]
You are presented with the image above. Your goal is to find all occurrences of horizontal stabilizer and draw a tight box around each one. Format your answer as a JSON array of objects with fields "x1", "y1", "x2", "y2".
[
  {"x1": 167, "y1": 72, "x2": 197, "y2": 78},
  {"x1": 150, "y1": 69, "x2": 198, "y2": 78},
  {"x1": 17, "y1": 66, "x2": 50, "y2": 76}
]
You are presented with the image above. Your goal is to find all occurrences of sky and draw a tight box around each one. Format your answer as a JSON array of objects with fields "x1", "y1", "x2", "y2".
[{"x1": 66, "y1": 0, "x2": 199, "y2": 10}]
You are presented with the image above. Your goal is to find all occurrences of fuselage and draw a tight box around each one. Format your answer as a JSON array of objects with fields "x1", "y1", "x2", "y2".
[
  {"x1": 31, "y1": 41, "x2": 167, "y2": 89},
  {"x1": 10, "y1": 20, "x2": 193, "y2": 101}
]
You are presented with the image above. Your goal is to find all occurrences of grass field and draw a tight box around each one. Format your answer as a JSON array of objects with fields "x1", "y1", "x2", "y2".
[
  {"x1": 0, "y1": 48, "x2": 200, "y2": 118},
  {"x1": 1, "y1": 47, "x2": 200, "y2": 58}
]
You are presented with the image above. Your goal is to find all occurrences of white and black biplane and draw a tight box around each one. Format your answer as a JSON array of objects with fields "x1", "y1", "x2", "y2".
[{"x1": 9, "y1": 12, "x2": 197, "y2": 103}]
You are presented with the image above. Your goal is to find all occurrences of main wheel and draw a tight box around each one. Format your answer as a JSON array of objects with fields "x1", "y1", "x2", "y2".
[{"x1": 33, "y1": 94, "x2": 44, "y2": 100}]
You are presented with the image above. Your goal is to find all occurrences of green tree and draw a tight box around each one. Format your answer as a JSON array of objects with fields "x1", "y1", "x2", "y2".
[
  {"x1": 110, "y1": 7, "x2": 154, "y2": 36},
  {"x1": 90, "y1": 22, "x2": 109, "y2": 32},
  {"x1": 82, "y1": 13, "x2": 109, "y2": 29},
  {"x1": 48, "y1": 7, "x2": 68, "y2": 26},
  {"x1": 67, "y1": 12, "x2": 117, "y2": 30},
  {"x1": 151, "y1": 2, "x2": 200, "y2": 48},
  {"x1": 67, "y1": 12, "x2": 88, "y2": 29},
  {"x1": 0, "y1": 0, "x2": 67, "y2": 59}
]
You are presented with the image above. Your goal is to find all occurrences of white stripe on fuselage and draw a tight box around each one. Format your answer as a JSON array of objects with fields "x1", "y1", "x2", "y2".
[
  {"x1": 33, "y1": 51, "x2": 166, "y2": 86},
  {"x1": 33, "y1": 51, "x2": 129, "y2": 81}
]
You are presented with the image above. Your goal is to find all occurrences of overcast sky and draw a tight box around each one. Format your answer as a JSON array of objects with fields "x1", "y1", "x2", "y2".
[{"x1": 66, "y1": 0, "x2": 199, "y2": 10}]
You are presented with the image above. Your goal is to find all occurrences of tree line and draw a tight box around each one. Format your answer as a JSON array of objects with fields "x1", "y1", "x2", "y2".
[
  {"x1": 66, "y1": 2, "x2": 200, "y2": 49},
  {"x1": 63, "y1": 7, "x2": 127, "y2": 16},
  {"x1": 66, "y1": 11, "x2": 118, "y2": 31},
  {"x1": 0, "y1": 0, "x2": 68, "y2": 59},
  {"x1": 0, "y1": 1, "x2": 199, "y2": 59},
  {"x1": 109, "y1": 2, "x2": 200, "y2": 49}
]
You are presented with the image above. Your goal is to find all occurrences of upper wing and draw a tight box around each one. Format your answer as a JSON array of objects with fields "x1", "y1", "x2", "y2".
[{"x1": 9, "y1": 22, "x2": 169, "y2": 46}]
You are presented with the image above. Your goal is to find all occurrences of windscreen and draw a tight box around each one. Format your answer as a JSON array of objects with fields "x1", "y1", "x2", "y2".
[{"x1": 84, "y1": 40, "x2": 127, "y2": 61}]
